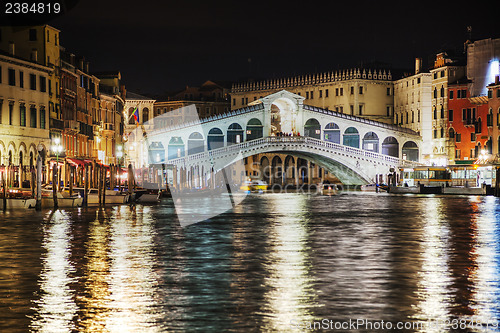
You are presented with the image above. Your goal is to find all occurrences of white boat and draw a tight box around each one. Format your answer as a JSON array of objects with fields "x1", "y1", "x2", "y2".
[
  {"x1": 41, "y1": 191, "x2": 83, "y2": 208},
  {"x1": 0, "y1": 198, "x2": 36, "y2": 209},
  {"x1": 87, "y1": 189, "x2": 130, "y2": 205}
]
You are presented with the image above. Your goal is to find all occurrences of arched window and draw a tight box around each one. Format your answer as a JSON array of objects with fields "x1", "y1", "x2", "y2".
[
  {"x1": 168, "y1": 137, "x2": 185, "y2": 160},
  {"x1": 188, "y1": 132, "x2": 204, "y2": 155},
  {"x1": 402, "y1": 141, "x2": 419, "y2": 161},
  {"x1": 246, "y1": 118, "x2": 263, "y2": 141},
  {"x1": 227, "y1": 123, "x2": 243, "y2": 145},
  {"x1": 207, "y1": 128, "x2": 224, "y2": 150},
  {"x1": 128, "y1": 107, "x2": 136, "y2": 125},
  {"x1": 324, "y1": 123, "x2": 340, "y2": 143},
  {"x1": 304, "y1": 118, "x2": 321, "y2": 139},
  {"x1": 382, "y1": 137, "x2": 399, "y2": 157},
  {"x1": 343, "y1": 127, "x2": 359, "y2": 148},
  {"x1": 142, "y1": 108, "x2": 149, "y2": 124},
  {"x1": 362, "y1": 132, "x2": 379, "y2": 152}
]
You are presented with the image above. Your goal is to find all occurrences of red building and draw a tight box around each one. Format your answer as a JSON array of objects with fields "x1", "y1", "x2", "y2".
[{"x1": 448, "y1": 80, "x2": 490, "y2": 161}]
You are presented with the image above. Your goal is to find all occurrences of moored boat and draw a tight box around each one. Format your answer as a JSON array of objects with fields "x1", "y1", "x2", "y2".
[
  {"x1": 0, "y1": 198, "x2": 36, "y2": 209},
  {"x1": 86, "y1": 189, "x2": 130, "y2": 205},
  {"x1": 41, "y1": 190, "x2": 83, "y2": 208}
]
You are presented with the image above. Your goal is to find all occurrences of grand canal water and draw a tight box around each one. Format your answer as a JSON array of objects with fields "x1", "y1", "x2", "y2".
[{"x1": 1, "y1": 192, "x2": 500, "y2": 332}]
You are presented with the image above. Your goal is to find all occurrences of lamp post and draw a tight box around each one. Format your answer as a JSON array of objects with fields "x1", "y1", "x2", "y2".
[
  {"x1": 116, "y1": 144, "x2": 123, "y2": 191},
  {"x1": 51, "y1": 137, "x2": 63, "y2": 208},
  {"x1": 35, "y1": 143, "x2": 43, "y2": 210}
]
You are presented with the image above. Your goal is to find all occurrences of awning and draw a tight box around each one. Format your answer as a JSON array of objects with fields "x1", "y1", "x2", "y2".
[{"x1": 67, "y1": 158, "x2": 86, "y2": 167}]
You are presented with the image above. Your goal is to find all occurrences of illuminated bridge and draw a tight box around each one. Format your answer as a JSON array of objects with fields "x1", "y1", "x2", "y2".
[{"x1": 127, "y1": 90, "x2": 422, "y2": 186}]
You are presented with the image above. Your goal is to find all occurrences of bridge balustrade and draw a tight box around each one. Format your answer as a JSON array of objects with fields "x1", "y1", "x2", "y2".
[{"x1": 166, "y1": 136, "x2": 413, "y2": 168}]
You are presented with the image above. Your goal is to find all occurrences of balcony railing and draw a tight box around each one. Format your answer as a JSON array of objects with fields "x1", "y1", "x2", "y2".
[{"x1": 49, "y1": 118, "x2": 64, "y2": 130}]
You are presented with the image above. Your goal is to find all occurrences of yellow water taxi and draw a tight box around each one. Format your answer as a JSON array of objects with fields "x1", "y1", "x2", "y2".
[{"x1": 240, "y1": 179, "x2": 268, "y2": 192}]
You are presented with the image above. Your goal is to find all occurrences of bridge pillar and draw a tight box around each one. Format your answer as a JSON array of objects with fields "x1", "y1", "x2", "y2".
[{"x1": 294, "y1": 159, "x2": 299, "y2": 187}]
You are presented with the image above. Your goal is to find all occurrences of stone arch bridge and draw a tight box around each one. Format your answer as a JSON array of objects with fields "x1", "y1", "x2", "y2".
[{"x1": 127, "y1": 90, "x2": 421, "y2": 185}]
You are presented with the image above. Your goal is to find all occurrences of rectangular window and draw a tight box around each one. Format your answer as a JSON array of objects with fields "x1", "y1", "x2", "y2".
[
  {"x1": 336, "y1": 88, "x2": 339, "y2": 96},
  {"x1": 30, "y1": 74, "x2": 36, "y2": 90},
  {"x1": 9, "y1": 103, "x2": 13, "y2": 125},
  {"x1": 340, "y1": 88, "x2": 343, "y2": 96},
  {"x1": 8, "y1": 68, "x2": 15, "y2": 86},
  {"x1": 325, "y1": 89, "x2": 329, "y2": 97},
  {"x1": 350, "y1": 86, "x2": 354, "y2": 95},
  {"x1": 19, "y1": 71, "x2": 24, "y2": 88},
  {"x1": 449, "y1": 109, "x2": 453, "y2": 121},
  {"x1": 455, "y1": 149, "x2": 461, "y2": 159},
  {"x1": 350, "y1": 105, "x2": 354, "y2": 115},
  {"x1": 386, "y1": 106, "x2": 391, "y2": 116},
  {"x1": 319, "y1": 90, "x2": 322, "y2": 98},
  {"x1": 233, "y1": 98, "x2": 235, "y2": 106},
  {"x1": 30, "y1": 106, "x2": 37, "y2": 128},
  {"x1": 306, "y1": 92, "x2": 309, "y2": 99},
  {"x1": 29, "y1": 28, "x2": 37, "y2": 41},
  {"x1": 310, "y1": 91, "x2": 314, "y2": 99},
  {"x1": 462, "y1": 109, "x2": 466, "y2": 121},
  {"x1": 449, "y1": 90, "x2": 454, "y2": 99},
  {"x1": 20, "y1": 104, "x2": 26, "y2": 126},
  {"x1": 462, "y1": 89, "x2": 467, "y2": 98},
  {"x1": 456, "y1": 133, "x2": 461, "y2": 142},
  {"x1": 359, "y1": 105, "x2": 363, "y2": 115},
  {"x1": 457, "y1": 89, "x2": 461, "y2": 98},
  {"x1": 39, "y1": 76, "x2": 46, "y2": 92},
  {"x1": 471, "y1": 132, "x2": 476, "y2": 141},
  {"x1": 387, "y1": 87, "x2": 391, "y2": 96},
  {"x1": 40, "y1": 107, "x2": 46, "y2": 129},
  {"x1": 359, "y1": 86, "x2": 363, "y2": 94}
]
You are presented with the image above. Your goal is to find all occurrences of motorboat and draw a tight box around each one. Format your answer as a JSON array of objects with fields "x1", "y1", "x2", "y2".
[
  {"x1": 240, "y1": 180, "x2": 268, "y2": 193},
  {"x1": 0, "y1": 189, "x2": 36, "y2": 210},
  {"x1": 360, "y1": 183, "x2": 388, "y2": 192},
  {"x1": 86, "y1": 189, "x2": 130, "y2": 205},
  {"x1": 41, "y1": 190, "x2": 83, "y2": 208},
  {"x1": 318, "y1": 183, "x2": 338, "y2": 196}
]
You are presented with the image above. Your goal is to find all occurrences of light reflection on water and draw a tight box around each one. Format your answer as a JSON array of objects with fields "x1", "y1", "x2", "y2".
[{"x1": 0, "y1": 194, "x2": 500, "y2": 332}]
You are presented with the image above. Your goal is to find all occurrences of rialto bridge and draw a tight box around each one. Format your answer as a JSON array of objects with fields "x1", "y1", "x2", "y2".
[{"x1": 126, "y1": 90, "x2": 422, "y2": 186}]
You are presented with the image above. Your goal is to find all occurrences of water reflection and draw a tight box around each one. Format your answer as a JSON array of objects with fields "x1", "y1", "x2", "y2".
[
  {"x1": 467, "y1": 196, "x2": 500, "y2": 324},
  {"x1": 260, "y1": 194, "x2": 317, "y2": 331},
  {"x1": 30, "y1": 210, "x2": 78, "y2": 333},
  {"x1": 5, "y1": 194, "x2": 500, "y2": 332},
  {"x1": 103, "y1": 206, "x2": 162, "y2": 332},
  {"x1": 413, "y1": 197, "x2": 453, "y2": 330}
]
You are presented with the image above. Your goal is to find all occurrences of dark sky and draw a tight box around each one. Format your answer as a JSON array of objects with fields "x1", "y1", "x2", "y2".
[{"x1": 47, "y1": 0, "x2": 500, "y2": 95}]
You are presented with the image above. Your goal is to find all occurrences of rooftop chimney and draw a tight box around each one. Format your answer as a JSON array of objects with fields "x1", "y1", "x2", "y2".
[
  {"x1": 8, "y1": 42, "x2": 15, "y2": 56},
  {"x1": 415, "y1": 58, "x2": 422, "y2": 74},
  {"x1": 31, "y1": 49, "x2": 37, "y2": 62}
]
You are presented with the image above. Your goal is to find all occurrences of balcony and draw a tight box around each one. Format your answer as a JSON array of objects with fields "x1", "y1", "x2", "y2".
[
  {"x1": 49, "y1": 118, "x2": 64, "y2": 131},
  {"x1": 64, "y1": 120, "x2": 80, "y2": 133}
]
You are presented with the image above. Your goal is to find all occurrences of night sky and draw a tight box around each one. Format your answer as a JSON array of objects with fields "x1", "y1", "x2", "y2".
[{"x1": 46, "y1": 0, "x2": 500, "y2": 95}]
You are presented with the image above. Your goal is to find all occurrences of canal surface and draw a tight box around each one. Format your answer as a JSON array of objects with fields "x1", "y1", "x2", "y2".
[{"x1": 1, "y1": 193, "x2": 500, "y2": 332}]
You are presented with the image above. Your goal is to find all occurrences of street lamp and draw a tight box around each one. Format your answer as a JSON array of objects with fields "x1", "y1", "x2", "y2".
[
  {"x1": 51, "y1": 138, "x2": 63, "y2": 193},
  {"x1": 116, "y1": 145, "x2": 123, "y2": 189},
  {"x1": 51, "y1": 137, "x2": 63, "y2": 163}
]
